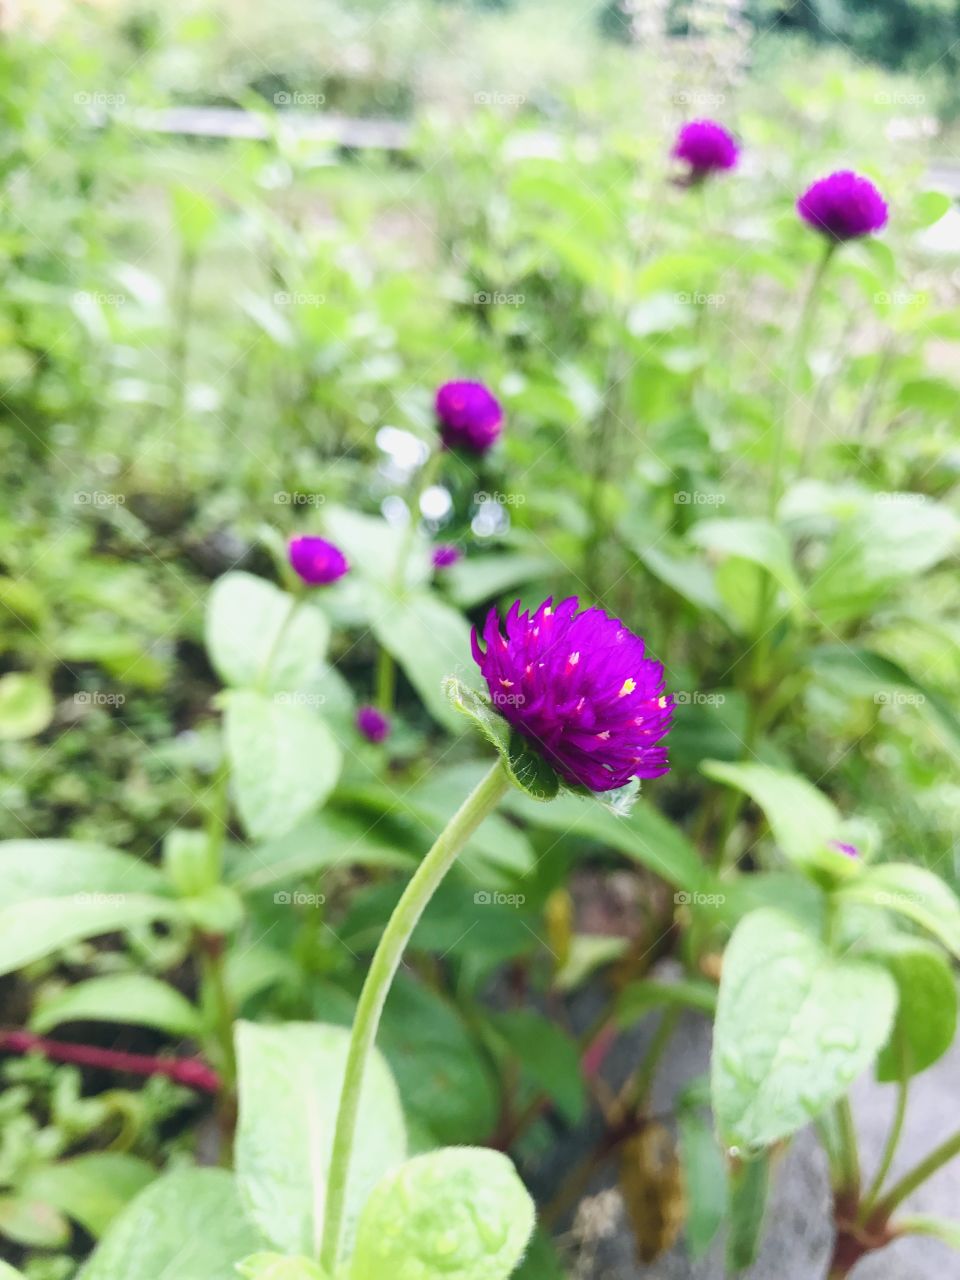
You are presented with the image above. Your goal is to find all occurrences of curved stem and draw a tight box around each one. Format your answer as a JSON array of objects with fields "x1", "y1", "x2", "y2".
[
  {"x1": 860, "y1": 1034, "x2": 910, "y2": 1218},
  {"x1": 873, "y1": 1126, "x2": 960, "y2": 1220},
  {"x1": 835, "y1": 1097, "x2": 861, "y2": 1195},
  {"x1": 319, "y1": 759, "x2": 511, "y2": 1270}
]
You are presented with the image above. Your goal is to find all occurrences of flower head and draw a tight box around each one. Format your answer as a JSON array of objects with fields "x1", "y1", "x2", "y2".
[
  {"x1": 356, "y1": 704, "x2": 391, "y2": 744},
  {"x1": 829, "y1": 839, "x2": 860, "y2": 859},
  {"x1": 432, "y1": 544, "x2": 462, "y2": 570},
  {"x1": 288, "y1": 535, "x2": 349, "y2": 587},
  {"x1": 672, "y1": 120, "x2": 739, "y2": 178},
  {"x1": 797, "y1": 171, "x2": 888, "y2": 241},
  {"x1": 471, "y1": 596, "x2": 673, "y2": 791},
  {"x1": 436, "y1": 380, "x2": 503, "y2": 454}
]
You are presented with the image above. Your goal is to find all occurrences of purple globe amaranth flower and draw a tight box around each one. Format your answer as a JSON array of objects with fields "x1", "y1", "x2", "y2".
[
  {"x1": 356, "y1": 704, "x2": 391, "y2": 744},
  {"x1": 797, "y1": 171, "x2": 888, "y2": 242},
  {"x1": 432, "y1": 544, "x2": 462, "y2": 570},
  {"x1": 672, "y1": 119, "x2": 739, "y2": 178},
  {"x1": 471, "y1": 596, "x2": 674, "y2": 792},
  {"x1": 435, "y1": 380, "x2": 503, "y2": 454},
  {"x1": 829, "y1": 839, "x2": 860, "y2": 859},
  {"x1": 288, "y1": 535, "x2": 349, "y2": 587}
]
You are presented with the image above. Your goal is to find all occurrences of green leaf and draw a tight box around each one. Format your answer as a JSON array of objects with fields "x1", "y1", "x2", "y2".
[
  {"x1": 224, "y1": 691, "x2": 342, "y2": 841},
  {"x1": 863, "y1": 937, "x2": 957, "y2": 1081},
  {"x1": 379, "y1": 977, "x2": 499, "y2": 1145},
  {"x1": 31, "y1": 975, "x2": 201, "y2": 1038},
  {"x1": 491, "y1": 1010, "x2": 585, "y2": 1124},
  {"x1": 701, "y1": 760, "x2": 843, "y2": 868},
  {"x1": 677, "y1": 1110, "x2": 726, "y2": 1260},
  {"x1": 21, "y1": 1154, "x2": 155, "y2": 1238},
  {"x1": 234, "y1": 1021, "x2": 406, "y2": 1259},
  {"x1": 229, "y1": 811, "x2": 414, "y2": 892},
  {"x1": 348, "y1": 1148, "x2": 535, "y2": 1280},
  {"x1": 206, "y1": 573, "x2": 329, "y2": 693},
  {"x1": 0, "y1": 839, "x2": 169, "y2": 906},
  {"x1": 637, "y1": 544, "x2": 725, "y2": 616},
  {"x1": 0, "y1": 894, "x2": 181, "y2": 978},
  {"x1": 0, "y1": 1197, "x2": 69, "y2": 1248},
  {"x1": 503, "y1": 786, "x2": 702, "y2": 890},
  {"x1": 170, "y1": 184, "x2": 219, "y2": 252},
  {"x1": 913, "y1": 190, "x2": 951, "y2": 228},
  {"x1": 371, "y1": 592, "x2": 473, "y2": 730},
  {"x1": 80, "y1": 1168, "x2": 264, "y2": 1280},
  {"x1": 688, "y1": 518, "x2": 803, "y2": 611},
  {"x1": 726, "y1": 1154, "x2": 769, "y2": 1272},
  {"x1": 236, "y1": 1256, "x2": 329, "y2": 1280},
  {"x1": 0, "y1": 672, "x2": 53, "y2": 740},
  {"x1": 446, "y1": 553, "x2": 556, "y2": 609},
  {"x1": 324, "y1": 506, "x2": 429, "y2": 590},
  {"x1": 618, "y1": 978, "x2": 717, "y2": 1026},
  {"x1": 838, "y1": 863, "x2": 960, "y2": 959},
  {"x1": 0, "y1": 1262, "x2": 26, "y2": 1279},
  {"x1": 443, "y1": 678, "x2": 561, "y2": 801},
  {"x1": 711, "y1": 909, "x2": 897, "y2": 1149},
  {"x1": 895, "y1": 1215, "x2": 960, "y2": 1250}
]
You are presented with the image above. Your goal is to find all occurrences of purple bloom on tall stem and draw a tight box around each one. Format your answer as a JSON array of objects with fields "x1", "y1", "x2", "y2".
[
  {"x1": 432, "y1": 544, "x2": 462, "y2": 570},
  {"x1": 356, "y1": 704, "x2": 391, "y2": 744},
  {"x1": 672, "y1": 119, "x2": 739, "y2": 179},
  {"x1": 288, "y1": 535, "x2": 349, "y2": 586},
  {"x1": 471, "y1": 596, "x2": 673, "y2": 791},
  {"x1": 435, "y1": 380, "x2": 503, "y2": 454},
  {"x1": 797, "y1": 171, "x2": 888, "y2": 241}
]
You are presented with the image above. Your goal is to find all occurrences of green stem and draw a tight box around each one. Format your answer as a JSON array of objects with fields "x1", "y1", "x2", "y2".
[
  {"x1": 319, "y1": 759, "x2": 511, "y2": 1271},
  {"x1": 860, "y1": 1034, "x2": 910, "y2": 1217},
  {"x1": 376, "y1": 449, "x2": 442, "y2": 714},
  {"x1": 258, "y1": 595, "x2": 300, "y2": 693},
  {"x1": 199, "y1": 935, "x2": 237, "y2": 1088},
  {"x1": 834, "y1": 1097, "x2": 861, "y2": 1195},
  {"x1": 873, "y1": 1127, "x2": 960, "y2": 1220},
  {"x1": 624, "y1": 1007, "x2": 680, "y2": 1110}
]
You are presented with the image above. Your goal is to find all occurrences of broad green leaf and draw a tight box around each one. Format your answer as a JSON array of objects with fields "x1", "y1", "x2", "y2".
[
  {"x1": 234, "y1": 1021, "x2": 406, "y2": 1260},
  {"x1": 701, "y1": 760, "x2": 843, "y2": 868},
  {"x1": 349, "y1": 1148, "x2": 534, "y2": 1280},
  {"x1": 503, "y1": 785, "x2": 702, "y2": 890},
  {"x1": 491, "y1": 1010, "x2": 585, "y2": 1124},
  {"x1": 324, "y1": 505, "x2": 430, "y2": 590},
  {"x1": 371, "y1": 592, "x2": 473, "y2": 730},
  {"x1": 446, "y1": 553, "x2": 556, "y2": 609},
  {"x1": 618, "y1": 978, "x2": 717, "y2": 1026},
  {"x1": 677, "y1": 1110, "x2": 726, "y2": 1260},
  {"x1": 379, "y1": 977, "x2": 499, "y2": 1145},
  {"x1": 0, "y1": 672, "x2": 53, "y2": 740},
  {"x1": 0, "y1": 1197, "x2": 69, "y2": 1248},
  {"x1": 229, "y1": 811, "x2": 414, "y2": 892},
  {"x1": 21, "y1": 1154, "x2": 155, "y2": 1238},
  {"x1": 206, "y1": 573, "x2": 329, "y2": 693},
  {"x1": 637, "y1": 544, "x2": 725, "y2": 616},
  {"x1": 224, "y1": 691, "x2": 342, "y2": 841},
  {"x1": 236, "y1": 1256, "x2": 328, "y2": 1280},
  {"x1": 711, "y1": 909, "x2": 897, "y2": 1149},
  {"x1": 726, "y1": 1154, "x2": 769, "y2": 1272},
  {"x1": 0, "y1": 840, "x2": 168, "y2": 907},
  {"x1": 0, "y1": 894, "x2": 181, "y2": 978},
  {"x1": 31, "y1": 975, "x2": 201, "y2": 1038},
  {"x1": 913, "y1": 190, "x2": 952, "y2": 228},
  {"x1": 688, "y1": 518, "x2": 803, "y2": 610},
  {"x1": 443, "y1": 678, "x2": 561, "y2": 801},
  {"x1": 80, "y1": 1168, "x2": 264, "y2": 1280},
  {"x1": 0, "y1": 1263, "x2": 26, "y2": 1279},
  {"x1": 862, "y1": 938, "x2": 957, "y2": 1081},
  {"x1": 838, "y1": 864, "x2": 960, "y2": 959}
]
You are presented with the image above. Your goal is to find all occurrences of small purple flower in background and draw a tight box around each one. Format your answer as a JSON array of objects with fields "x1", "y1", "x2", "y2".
[
  {"x1": 471, "y1": 596, "x2": 673, "y2": 792},
  {"x1": 288, "y1": 535, "x2": 349, "y2": 586},
  {"x1": 432, "y1": 544, "x2": 462, "y2": 571},
  {"x1": 829, "y1": 839, "x2": 860, "y2": 859},
  {"x1": 356, "y1": 705, "x2": 391, "y2": 744},
  {"x1": 672, "y1": 119, "x2": 739, "y2": 179},
  {"x1": 797, "y1": 171, "x2": 888, "y2": 241},
  {"x1": 435, "y1": 380, "x2": 503, "y2": 454}
]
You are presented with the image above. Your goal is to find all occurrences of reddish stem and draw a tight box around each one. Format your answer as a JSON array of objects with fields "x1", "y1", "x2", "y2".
[{"x1": 0, "y1": 1030, "x2": 221, "y2": 1094}]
